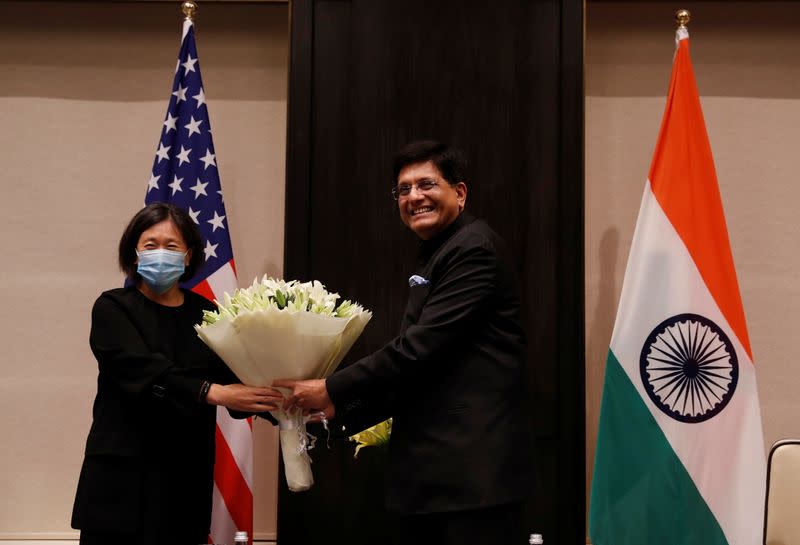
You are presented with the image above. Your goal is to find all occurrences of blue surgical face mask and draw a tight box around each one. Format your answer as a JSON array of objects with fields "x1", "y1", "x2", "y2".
[{"x1": 136, "y1": 249, "x2": 187, "y2": 294}]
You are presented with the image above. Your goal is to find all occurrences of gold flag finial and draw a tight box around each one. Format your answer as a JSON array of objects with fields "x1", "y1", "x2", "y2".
[
  {"x1": 182, "y1": 1, "x2": 198, "y2": 20},
  {"x1": 676, "y1": 9, "x2": 691, "y2": 28}
]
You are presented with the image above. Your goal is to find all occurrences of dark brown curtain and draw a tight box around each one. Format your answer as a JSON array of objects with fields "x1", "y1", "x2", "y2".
[{"x1": 281, "y1": 1, "x2": 584, "y2": 543}]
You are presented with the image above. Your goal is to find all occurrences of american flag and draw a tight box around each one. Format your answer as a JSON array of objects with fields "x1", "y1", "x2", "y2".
[{"x1": 144, "y1": 17, "x2": 253, "y2": 545}]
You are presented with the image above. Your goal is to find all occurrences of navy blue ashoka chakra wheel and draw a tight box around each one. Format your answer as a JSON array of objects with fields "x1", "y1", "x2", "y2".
[{"x1": 640, "y1": 313, "x2": 738, "y2": 423}]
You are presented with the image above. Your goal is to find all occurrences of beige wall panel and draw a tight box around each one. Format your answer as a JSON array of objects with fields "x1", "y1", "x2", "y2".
[
  {"x1": 586, "y1": 0, "x2": 800, "y2": 525},
  {"x1": 0, "y1": 1, "x2": 288, "y2": 539}
]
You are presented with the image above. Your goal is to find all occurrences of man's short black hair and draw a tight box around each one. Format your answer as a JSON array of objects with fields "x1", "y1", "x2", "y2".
[
  {"x1": 393, "y1": 140, "x2": 468, "y2": 185},
  {"x1": 118, "y1": 202, "x2": 204, "y2": 283}
]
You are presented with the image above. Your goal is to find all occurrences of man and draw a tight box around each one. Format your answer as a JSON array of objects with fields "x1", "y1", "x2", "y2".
[{"x1": 275, "y1": 140, "x2": 532, "y2": 545}]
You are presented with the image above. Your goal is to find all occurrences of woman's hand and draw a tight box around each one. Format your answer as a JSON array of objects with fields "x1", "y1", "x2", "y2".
[{"x1": 205, "y1": 383, "x2": 284, "y2": 412}]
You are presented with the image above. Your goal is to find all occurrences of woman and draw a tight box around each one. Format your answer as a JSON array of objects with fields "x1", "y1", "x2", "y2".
[{"x1": 72, "y1": 203, "x2": 282, "y2": 545}]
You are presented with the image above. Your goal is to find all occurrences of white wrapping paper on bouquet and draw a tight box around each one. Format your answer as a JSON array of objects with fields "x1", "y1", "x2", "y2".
[{"x1": 195, "y1": 277, "x2": 372, "y2": 491}]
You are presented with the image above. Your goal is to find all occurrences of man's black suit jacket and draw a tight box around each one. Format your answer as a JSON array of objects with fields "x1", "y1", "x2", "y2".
[{"x1": 327, "y1": 213, "x2": 533, "y2": 515}]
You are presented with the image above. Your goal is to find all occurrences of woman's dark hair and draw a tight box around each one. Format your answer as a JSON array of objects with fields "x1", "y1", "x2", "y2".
[
  {"x1": 118, "y1": 202, "x2": 204, "y2": 283},
  {"x1": 392, "y1": 140, "x2": 468, "y2": 185}
]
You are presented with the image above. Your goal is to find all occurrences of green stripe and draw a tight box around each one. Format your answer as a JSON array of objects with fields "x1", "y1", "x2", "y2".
[{"x1": 589, "y1": 350, "x2": 728, "y2": 545}]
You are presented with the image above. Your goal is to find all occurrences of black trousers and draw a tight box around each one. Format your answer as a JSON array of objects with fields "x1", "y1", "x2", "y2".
[
  {"x1": 79, "y1": 531, "x2": 142, "y2": 545},
  {"x1": 393, "y1": 502, "x2": 526, "y2": 545},
  {"x1": 78, "y1": 531, "x2": 205, "y2": 545}
]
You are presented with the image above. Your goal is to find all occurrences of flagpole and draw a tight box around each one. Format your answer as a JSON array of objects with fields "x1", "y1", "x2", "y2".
[
  {"x1": 676, "y1": 8, "x2": 690, "y2": 28},
  {"x1": 182, "y1": 0, "x2": 197, "y2": 21},
  {"x1": 157, "y1": 3, "x2": 256, "y2": 543}
]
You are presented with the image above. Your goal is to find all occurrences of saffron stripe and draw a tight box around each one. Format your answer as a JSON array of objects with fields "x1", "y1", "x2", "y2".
[{"x1": 648, "y1": 37, "x2": 752, "y2": 360}]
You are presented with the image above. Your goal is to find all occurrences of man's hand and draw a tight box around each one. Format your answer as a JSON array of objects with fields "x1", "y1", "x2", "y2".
[
  {"x1": 272, "y1": 378, "x2": 336, "y2": 420},
  {"x1": 206, "y1": 383, "x2": 284, "y2": 412}
]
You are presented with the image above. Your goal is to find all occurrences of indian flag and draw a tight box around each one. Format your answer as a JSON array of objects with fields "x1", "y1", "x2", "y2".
[{"x1": 589, "y1": 26, "x2": 766, "y2": 545}]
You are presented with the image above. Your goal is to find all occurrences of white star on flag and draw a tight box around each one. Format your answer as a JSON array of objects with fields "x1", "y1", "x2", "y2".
[
  {"x1": 203, "y1": 239, "x2": 218, "y2": 260},
  {"x1": 176, "y1": 146, "x2": 192, "y2": 166},
  {"x1": 193, "y1": 88, "x2": 206, "y2": 108},
  {"x1": 168, "y1": 175, "x2": 184, "y2": 195},
  {"x1": 164, "y1": 113, "x2": 178, "y2": 133},
  {"x1": 172, "y1": 84, "x2": 188, "y2": 103},
  {"x1": 155, "y1": 143, "x2": 171, "y2": 163},
  {"x1": 147, "y1": 173, "x2": 160, "y2": 192},
  {"x1": 190, "y1": 179, "x2": 209, "y2": 199},
  {"x1": 188, "y1": 207, "x2": 201, "y2": 224},
  {"x1": 182, "y1": 53, "x2": 198, "y2": 73},
  {"x1": 200, "y1": 149, "x2": 216, "y2": 170},
  {"x1": 207, "y1": 211, "x2": 226, "y2": 232},
  {"x1": 185, "y1": 116, "x2": 203, "y2": 137}
]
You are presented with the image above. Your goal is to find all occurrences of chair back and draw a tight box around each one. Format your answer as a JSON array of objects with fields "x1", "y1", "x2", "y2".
[{"x1": 765, "y1": 439, "x2": 800, "y2": 545}]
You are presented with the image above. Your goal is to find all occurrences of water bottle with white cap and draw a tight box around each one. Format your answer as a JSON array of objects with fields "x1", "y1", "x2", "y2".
[
  {"x1": 234, "y1": 530, "x2": 249, "y2": 545},
  {"x1": 529, "y1": 533, "x2": 543, "y2": 545}
]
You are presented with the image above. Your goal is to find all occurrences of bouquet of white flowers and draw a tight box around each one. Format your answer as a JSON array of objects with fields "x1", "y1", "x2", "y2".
[{"x1": 195, "y1": 276, "x2": 372, "y2": 491}]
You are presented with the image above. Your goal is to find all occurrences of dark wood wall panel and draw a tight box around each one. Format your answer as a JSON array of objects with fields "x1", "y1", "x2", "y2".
[{"x1": 282, "y1": 1, "x2": 584, "y2": 543}]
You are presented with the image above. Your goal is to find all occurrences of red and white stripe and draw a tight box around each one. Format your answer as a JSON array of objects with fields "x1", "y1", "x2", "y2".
[{"x1": 193, "y1": 260, "x2": 254, "y2": 545}]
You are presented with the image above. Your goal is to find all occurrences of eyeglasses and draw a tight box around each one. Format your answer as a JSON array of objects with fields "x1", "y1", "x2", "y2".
[{"x1": 390, "y1": 180, "x2": 440, "y2": 200}]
